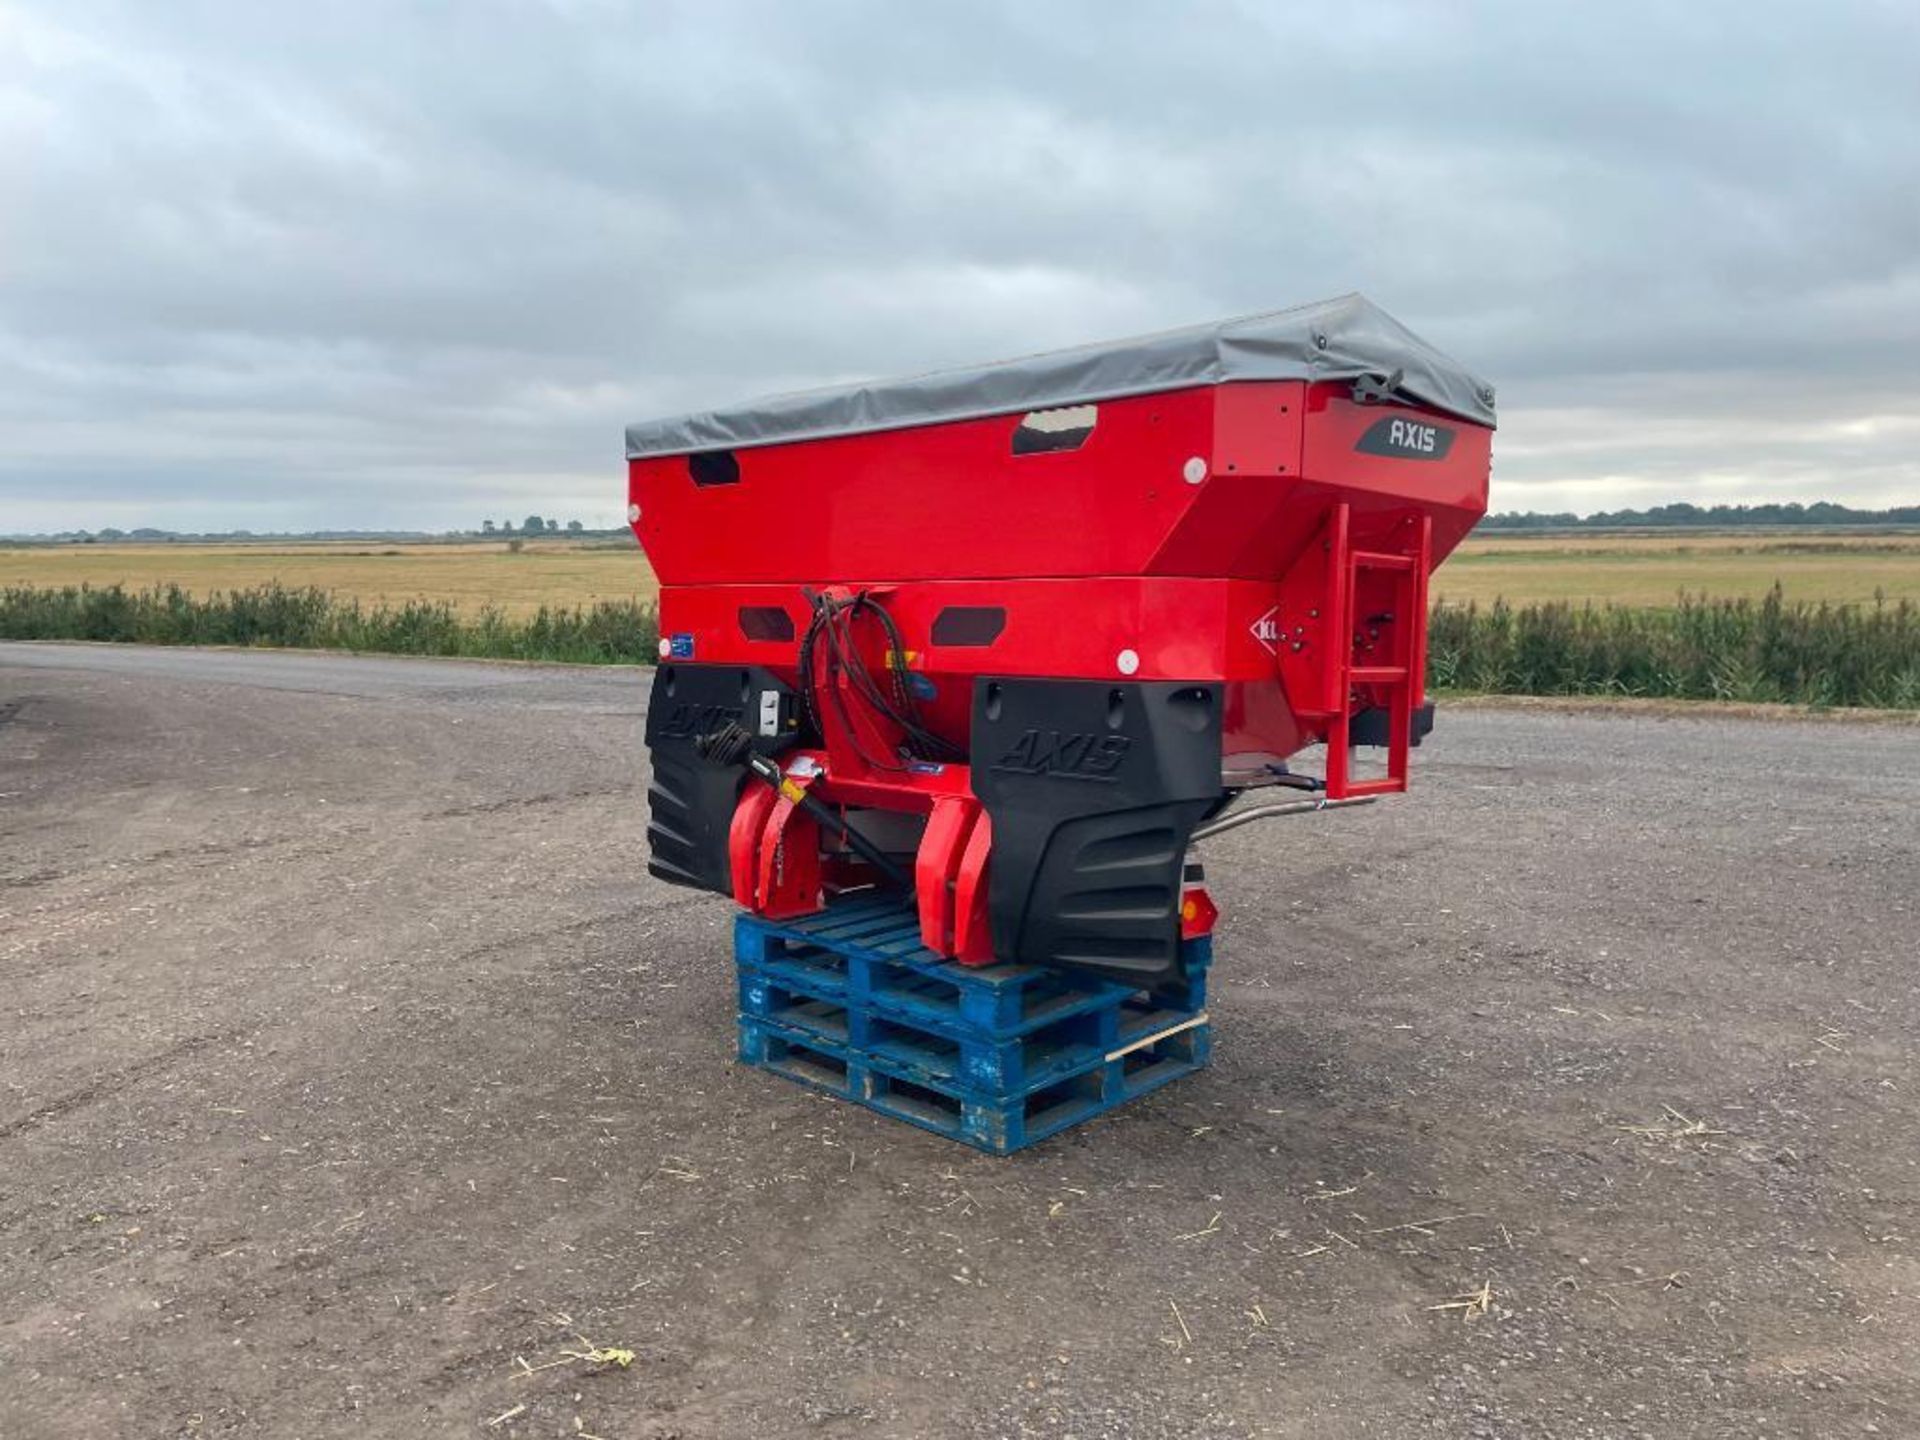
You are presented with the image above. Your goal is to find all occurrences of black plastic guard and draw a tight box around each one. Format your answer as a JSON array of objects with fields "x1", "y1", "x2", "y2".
[
  {"x1": 970, "y1": 679, "x2": 1223, "y2": 985},
  {"x1": 643, "y1": 663, "x2": 796, "y2": 894},
  {"x1": 1349, "y1": 699, "x2": 1437, "y2": 748}
]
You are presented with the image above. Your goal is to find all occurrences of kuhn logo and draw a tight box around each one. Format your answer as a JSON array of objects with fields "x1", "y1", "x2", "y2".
[
  {"x1": 993, "y1": 729, "x2": 1132, "y2": 781},
  {"x1": 1356, "y1": 416, "x2": 1455, "y2": 460},
  {"x1": 1250, "y1": 605, "x2": 1281, "y2": 656}
]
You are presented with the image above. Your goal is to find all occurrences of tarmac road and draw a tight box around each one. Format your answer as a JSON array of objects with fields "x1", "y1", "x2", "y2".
[{"x1": 3, "y1": 642, "x2": 1917, "y2": 1439}]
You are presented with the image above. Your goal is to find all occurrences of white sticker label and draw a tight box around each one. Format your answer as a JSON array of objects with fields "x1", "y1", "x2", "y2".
[{"x1": 758, "y1": 690, "x2": 780, "y2": 737}]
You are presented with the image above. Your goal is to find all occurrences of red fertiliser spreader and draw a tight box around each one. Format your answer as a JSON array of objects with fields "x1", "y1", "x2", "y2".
[{"x1": 626, "y1": 294, "x2": 1493, "y2": 989}]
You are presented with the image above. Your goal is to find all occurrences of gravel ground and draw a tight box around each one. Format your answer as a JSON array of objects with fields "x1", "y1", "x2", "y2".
[{"x1": 2, "y1": 642, "x2": 1917, "y2": 1439}]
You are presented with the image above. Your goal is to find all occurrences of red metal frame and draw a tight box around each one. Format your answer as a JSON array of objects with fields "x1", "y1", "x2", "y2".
[{"x1": 634, "y1": 378, "x2": 1490, "y2": 959}]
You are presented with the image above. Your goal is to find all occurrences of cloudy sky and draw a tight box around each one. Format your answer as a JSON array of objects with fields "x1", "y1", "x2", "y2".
[{"x1": 4, "y1": 1, "x2": 1916, "y2": 532}]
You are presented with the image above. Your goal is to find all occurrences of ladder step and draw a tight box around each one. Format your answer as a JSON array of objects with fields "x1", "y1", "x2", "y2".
[
  {"x1": 1349, "y1": 665, "x2": 1408, "y2": 684},
  {"x1": 1339, "y1": 775, "x2": 1407, "y2": 797},
  {"x1": 1350, "y1": 550, "x2": 1415, "y2": 572}
]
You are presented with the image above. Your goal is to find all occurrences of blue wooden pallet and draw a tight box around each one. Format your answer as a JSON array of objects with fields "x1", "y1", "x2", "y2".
[
  {"x1": 738, "y1": 960, "x2": 1208, "y2": 1095},
  {"x1": 734, "y1": 894, "x2": 1208, "y2": 1032},
  {"x1": 734, "y1": 897, "x2": 1211, "y2": 1154}
]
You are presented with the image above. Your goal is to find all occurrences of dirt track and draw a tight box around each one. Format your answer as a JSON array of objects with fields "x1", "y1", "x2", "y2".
[{"x1": 3, "y1": 643, "x2": 1917, "y2": 1439}]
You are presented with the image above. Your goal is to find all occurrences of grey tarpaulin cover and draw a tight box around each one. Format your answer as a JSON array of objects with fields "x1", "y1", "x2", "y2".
[{"x1": 624, "y1": 292, "x2": 1495, "y2": 459}]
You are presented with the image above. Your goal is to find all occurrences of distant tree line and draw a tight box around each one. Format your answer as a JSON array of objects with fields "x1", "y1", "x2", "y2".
[
  {"x1": 14, "y1": 519, "x2": 632, "y2": 544},
  {"x1": 1480, "y1": 501, "x2": 1920, "y2": 531},
  {"x1": 24, "y1": 501, "x2": 1914, "y2": 546},
  {"x1": 481, "y1": 516, "x2": 587, "y2": 535}
]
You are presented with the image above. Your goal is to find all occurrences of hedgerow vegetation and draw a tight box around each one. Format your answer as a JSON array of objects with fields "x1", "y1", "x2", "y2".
[
  {"x1": 4, "y1": 582, "x2": 1916, "y2": 709},
  {"x1": 1427, "y1": 588, "x2": 1920, "y2": 709},
  {"x1": 0, "y1": 583, "x2": 659, "y2": 665}
]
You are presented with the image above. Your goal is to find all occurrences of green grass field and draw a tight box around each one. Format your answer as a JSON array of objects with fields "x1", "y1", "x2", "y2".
[{"x1": 3, "y1": 531, "x2": 1917, "y2": 611}]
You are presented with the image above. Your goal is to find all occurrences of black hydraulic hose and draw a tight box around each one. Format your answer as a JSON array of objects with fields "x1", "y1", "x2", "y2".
[
  {"x1": 697, "y1": 721, "x2": 912, "y2": 889},
  {"x1": 740, "y1": 752, "x2": 912, "y2": 889},
  {"x1": 797, "y1": 588, "x2": 962, "y2": 766}
]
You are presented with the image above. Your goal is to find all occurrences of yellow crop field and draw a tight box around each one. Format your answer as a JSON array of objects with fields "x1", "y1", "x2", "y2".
[
  {"x1": 2, "y1": 530, "x2": 1916, "y2": 614},
  {"x1": 1434, "y1": 532, "x2": 1920, "y2": 607}
]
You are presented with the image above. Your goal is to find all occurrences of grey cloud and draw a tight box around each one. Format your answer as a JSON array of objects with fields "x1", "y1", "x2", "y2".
[{"x1": 2, "y1": 0, "x2": 1915, "y2": 531}]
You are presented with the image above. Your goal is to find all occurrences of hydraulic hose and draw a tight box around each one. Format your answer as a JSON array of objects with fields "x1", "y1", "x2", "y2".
[
  {"x1": 1188, "y1": 794, "x2": 1378, "y2": 843},
  {"x1": 696, "y1": 721, "x2": 912, "y2": 889}
]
